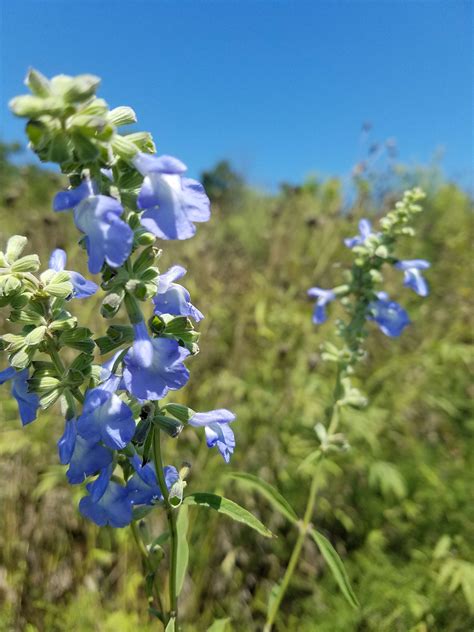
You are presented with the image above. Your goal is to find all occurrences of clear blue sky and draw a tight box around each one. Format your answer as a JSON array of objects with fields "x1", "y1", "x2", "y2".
[{"x1": 0, "y1": 0, "x2": 472, "y2": 189}]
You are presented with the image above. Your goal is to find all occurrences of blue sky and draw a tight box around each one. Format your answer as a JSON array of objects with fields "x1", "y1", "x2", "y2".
[{"x1": 0, "y1": 0, "x2": 472, "y2": 189}]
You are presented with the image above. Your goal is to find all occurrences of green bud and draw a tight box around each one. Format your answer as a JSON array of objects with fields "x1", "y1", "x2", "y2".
[
  {"x1": 24, "y1": 325, "x2": 47, "y2": 347},
  {"x1": 80, "y1": 98, "x2": 109, "y2": 116},
  {"x1": 133, "y1": 247, "x2": 156, "y2": 275},
  {"x1": 40, "y1": 388, "x2": 61, "y2": 409},
  {"x1": 125, "y1": 132, "x2": 156, "y2": 154},
  {"x1": 62, "y1": 74, "x2": 101, "y2": 103},
  {"x1": 375, "y1": 245, "x2": 389, "y2": 259},
  {"x1": 59, "y1": 327, "x2": 95, "y2": 353},
  {"x1": 28, "y1": 375, "x2": 61, "y2": 394},
  {"x1": 6, "y1": 235, "x2": 28, "y2": 262},
  {"x1": 153, "y1": 414, "x2": 184, "y2": 438},
  {"x1": 24, "y1": 68, "x2": 51, "y2": 97},
  {"x1": 49, "y1": 315, "x2": 77, "y2": 331},
  {"x1": 136, "y1": 231, "x2": 157, "y2": 246},
  {"x1": 163, "y1": 403, "x2": 195, "y2": 423},
  {"x1": 112, "y1": 134, "x2": 139, "y2": 160},
  {"x1": 9, "y1": 95, "x2": 62, "y2": 118},
  {"x1": 10, "y1": 347, "x2": 32, "y2": 370},
  {"x1": 101, "y1": 291, "x2": 124, "y2": 319},
  {"x1": 0, "y1": 275, "x2": 22, "y2": 296},
  {"x1": 11, "y1": 254, "x2": 40, "y2": 273},
  {"x1": 2, "y1": 333, "x2": 26, "y2": 353},
  {"x1": 44, "y1": 281, "x2": 73, "y2": 299},
  {"x1": 108, "y1": 106, "x2": 137, "y2": 127}
]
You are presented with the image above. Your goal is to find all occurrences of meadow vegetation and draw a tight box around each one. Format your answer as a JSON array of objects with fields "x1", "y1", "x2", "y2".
[{"x1": 0, "y1": 142, "x2": 472, "y2": 631}]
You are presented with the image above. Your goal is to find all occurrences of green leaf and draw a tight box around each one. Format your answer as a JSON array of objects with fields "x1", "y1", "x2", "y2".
[
  {"x1": 207, "y1": 618, "x2": 231, "y2": 632},
  {"x1": 175, "y1": 506, "x2": 189, "y2": 597},
  {"x1": 183, "y1": 493, "x2": 273, "y2": 538},
  {"x1": 309, "y1": 528, "x2": 359, "y2": 609},
  {"x1": 165, "y1": 617, "x2": 176, "y2": 632},
  {"x1": 228, "y1": 472, "x2": 298, "y2": 524}
]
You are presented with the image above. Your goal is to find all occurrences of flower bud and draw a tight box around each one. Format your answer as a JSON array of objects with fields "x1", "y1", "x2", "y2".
[
  {"x1": 108, "y1": 106, "x2": 137, "y2": 127},
  {"x1": 6, "y1": 235, "x2": 28, "y2": 262},
  {"x1": 11, "y1": 254, "x2": 40, "y2": 273},
  {"x1": 24, "y1": 68, "x2": 51, "y2": 97}
]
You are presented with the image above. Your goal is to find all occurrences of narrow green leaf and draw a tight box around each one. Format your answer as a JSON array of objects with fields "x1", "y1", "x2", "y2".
[
  {"x1": 175, "y1": 505, "x2": 189, "y2": 597},
  {"x1": 309, "y1": 528, "x2": 359, "y2": 609},
  {"x1": 165, "y1": 617, "x2": 176, "y2": 632},
  {"x1": 228, "y1": 472, "x2": 298, "y2": 524},
  {"x1": 207, "y1": 618, "x2": 231, "y2": 632},
  {"x1": 183, "y1": 493, "x2": 273, "y2": 538}
]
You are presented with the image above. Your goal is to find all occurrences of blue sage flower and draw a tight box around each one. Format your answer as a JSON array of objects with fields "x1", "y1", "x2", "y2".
[
  {"x1": 344, "y1": 219, "x2": 378, "y2": 248},
  {"x1": 127, "y1": 455, "x2": 179, "y2": 505},
  {"x1": 49, "y1": 248, "x2": 98, "y2": 299},
  {"x1": 79, "y1": 467, "x2": 133, "y2": 528},
  {"x1": 53, "y1": 180, "x2": 133, "y2": 274},
  {"x1": 153, "y1": 265, "x2": 203, "y2": 321},
  {"x1": 76, "y1": 385, "x2": 136, "y2": 450},
  {"x1": 133, "y1": 152, "x2": 211, "y2": 240},
  {"x1": 0, "y1": 367, "x2": 39, "y2": 425},
  {"x1": 307, "y1": 288, "x2": 336, "y2": 324},
  {"x1": 367, "y1": 292, "x2": 410, "y2": 337},
  {"x1": 188, "y1": 409, "x2": 236, "y2": 462},
  {"x1": 394, "y1": 259, "x2": 430, "y2": 297},
  {"x1": 123, "y1": 322, "x2": 190, "y2": 401},
  {"x1": 57, "y1": 418, "x2": 113, "y2": 484}
]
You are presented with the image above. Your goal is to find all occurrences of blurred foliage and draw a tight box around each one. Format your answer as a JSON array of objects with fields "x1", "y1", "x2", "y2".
[{"x1": 0, "y1": 141, "x2": 472, "y2": 631}]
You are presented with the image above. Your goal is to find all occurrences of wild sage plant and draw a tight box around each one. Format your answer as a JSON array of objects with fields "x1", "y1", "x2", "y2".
[
  {"x1": 2, "y1": 69, "x2": 271, "y2": 630},
  {"x1": 257, "y1": 188, "x2": 428, "y2": 629}
]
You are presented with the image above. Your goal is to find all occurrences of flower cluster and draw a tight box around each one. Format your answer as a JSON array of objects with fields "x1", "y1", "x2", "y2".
[
  {"x1": 308, "y1": 191, "x2": 430, "y2": 339},
  {"x1": 2, "y1": 69, "x2": 236, "y2": 531}
]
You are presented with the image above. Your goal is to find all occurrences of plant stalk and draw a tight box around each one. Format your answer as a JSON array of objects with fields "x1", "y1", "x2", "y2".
[
  {"x1": 153, "y1": 427, "x2": 179, "y2": 624},
  {"x1": 264, "y1": 366, "x2": 344, "y2": 631}
]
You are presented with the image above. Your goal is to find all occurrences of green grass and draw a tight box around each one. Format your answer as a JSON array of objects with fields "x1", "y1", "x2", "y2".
[{"x1": 0, "y1": 144, "x2": 472, "y2": 631}]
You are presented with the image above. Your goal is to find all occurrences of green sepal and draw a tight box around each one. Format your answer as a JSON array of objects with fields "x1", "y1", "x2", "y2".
[
  {"x1": 59, "y1": 327, "x2": 95, "y2": 353},
  {"x1": 24, "y1": 325, "x2": 47, "y2": 347},
  {"x1": 162, "y1": 403, "x2": 195, "y2": 424},
  {"x1": 24, "y1": 68, "x2": 51, "y2": 97},
  {"x1": 5, "y1": 235, "x2": 28, "y2": 262},
  {"x1": 10, "y1": 255, "x2": 40, "y2": 273},
  {"x1": 153, "y1": 414, "x2": 184, "y2": 438}
]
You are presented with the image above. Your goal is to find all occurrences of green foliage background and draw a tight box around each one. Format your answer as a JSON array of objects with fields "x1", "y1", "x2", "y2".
[{"x1": 0, "y1": 144, "x2": 472, "y2": 631}]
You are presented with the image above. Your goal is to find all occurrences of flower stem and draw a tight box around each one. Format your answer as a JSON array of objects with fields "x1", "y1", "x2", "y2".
[
  {"x1": 130, "y1": 520, "x2": 165, "y2": 624},
  {"x1": 153, "y1": 427, "x2": 179, "y2": 624},
  {"x1": 264, "y1": 366, "x2": 344, "y2": 631}
]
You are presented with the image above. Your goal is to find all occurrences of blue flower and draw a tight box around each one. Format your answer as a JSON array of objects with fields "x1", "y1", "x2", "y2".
[
  {"x1": 49, "y1": 248, "x2": 98, "y2": 299},
  {"x1": 307, "y1": 287, "x2": 336, "y2": 324},
  {"x1": 133, "y1": 153, "x2": 211, "y2": 240},
  {"x1": 366, "y1": 292, "x2": 410, "y2": 337},
  {"x1": 188, "y1": 409, "x2": 236, "y2": 462},
  {"x1": 53, "y1": 180, "x2": 133, "y2": 274},
  {"x1": 153, "y1": 265, "x2": 203, "y2": 321},
  {"x1": 76, "y1": 385, "x2": 136, "y2": 450},
  {"x1": 394, "y1": 259, "x2": 430, "y2": 297},
  {"x1": 57, "y1": 418, "x2": 113, "y2": 484},
  {"x1": 79, "y1": 467, "x2": 133, "y2": 528},
  {"x1": 344, "y1": 219, "x2": 377, "y2": 248},
  {"x1": 123, "y1": 322, "x2": 190, "y2": 401},
  {"x1": 126, "y1": 455, "x2": 179, "y2": 505},
  {"x1": 0, "y1": 367, "x2": 39, "y2": 425}
]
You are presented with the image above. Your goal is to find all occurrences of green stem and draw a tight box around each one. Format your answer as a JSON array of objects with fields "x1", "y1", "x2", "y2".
[
  {"x1": 264, "y1": 366, "x2": 344, "y2": 631},
  {"x1": 153, "y1": 427, "x2": 179, "y2": 623},
  {"x1": 130, "y1": 521, "x2": 165, "y2": 624}
]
